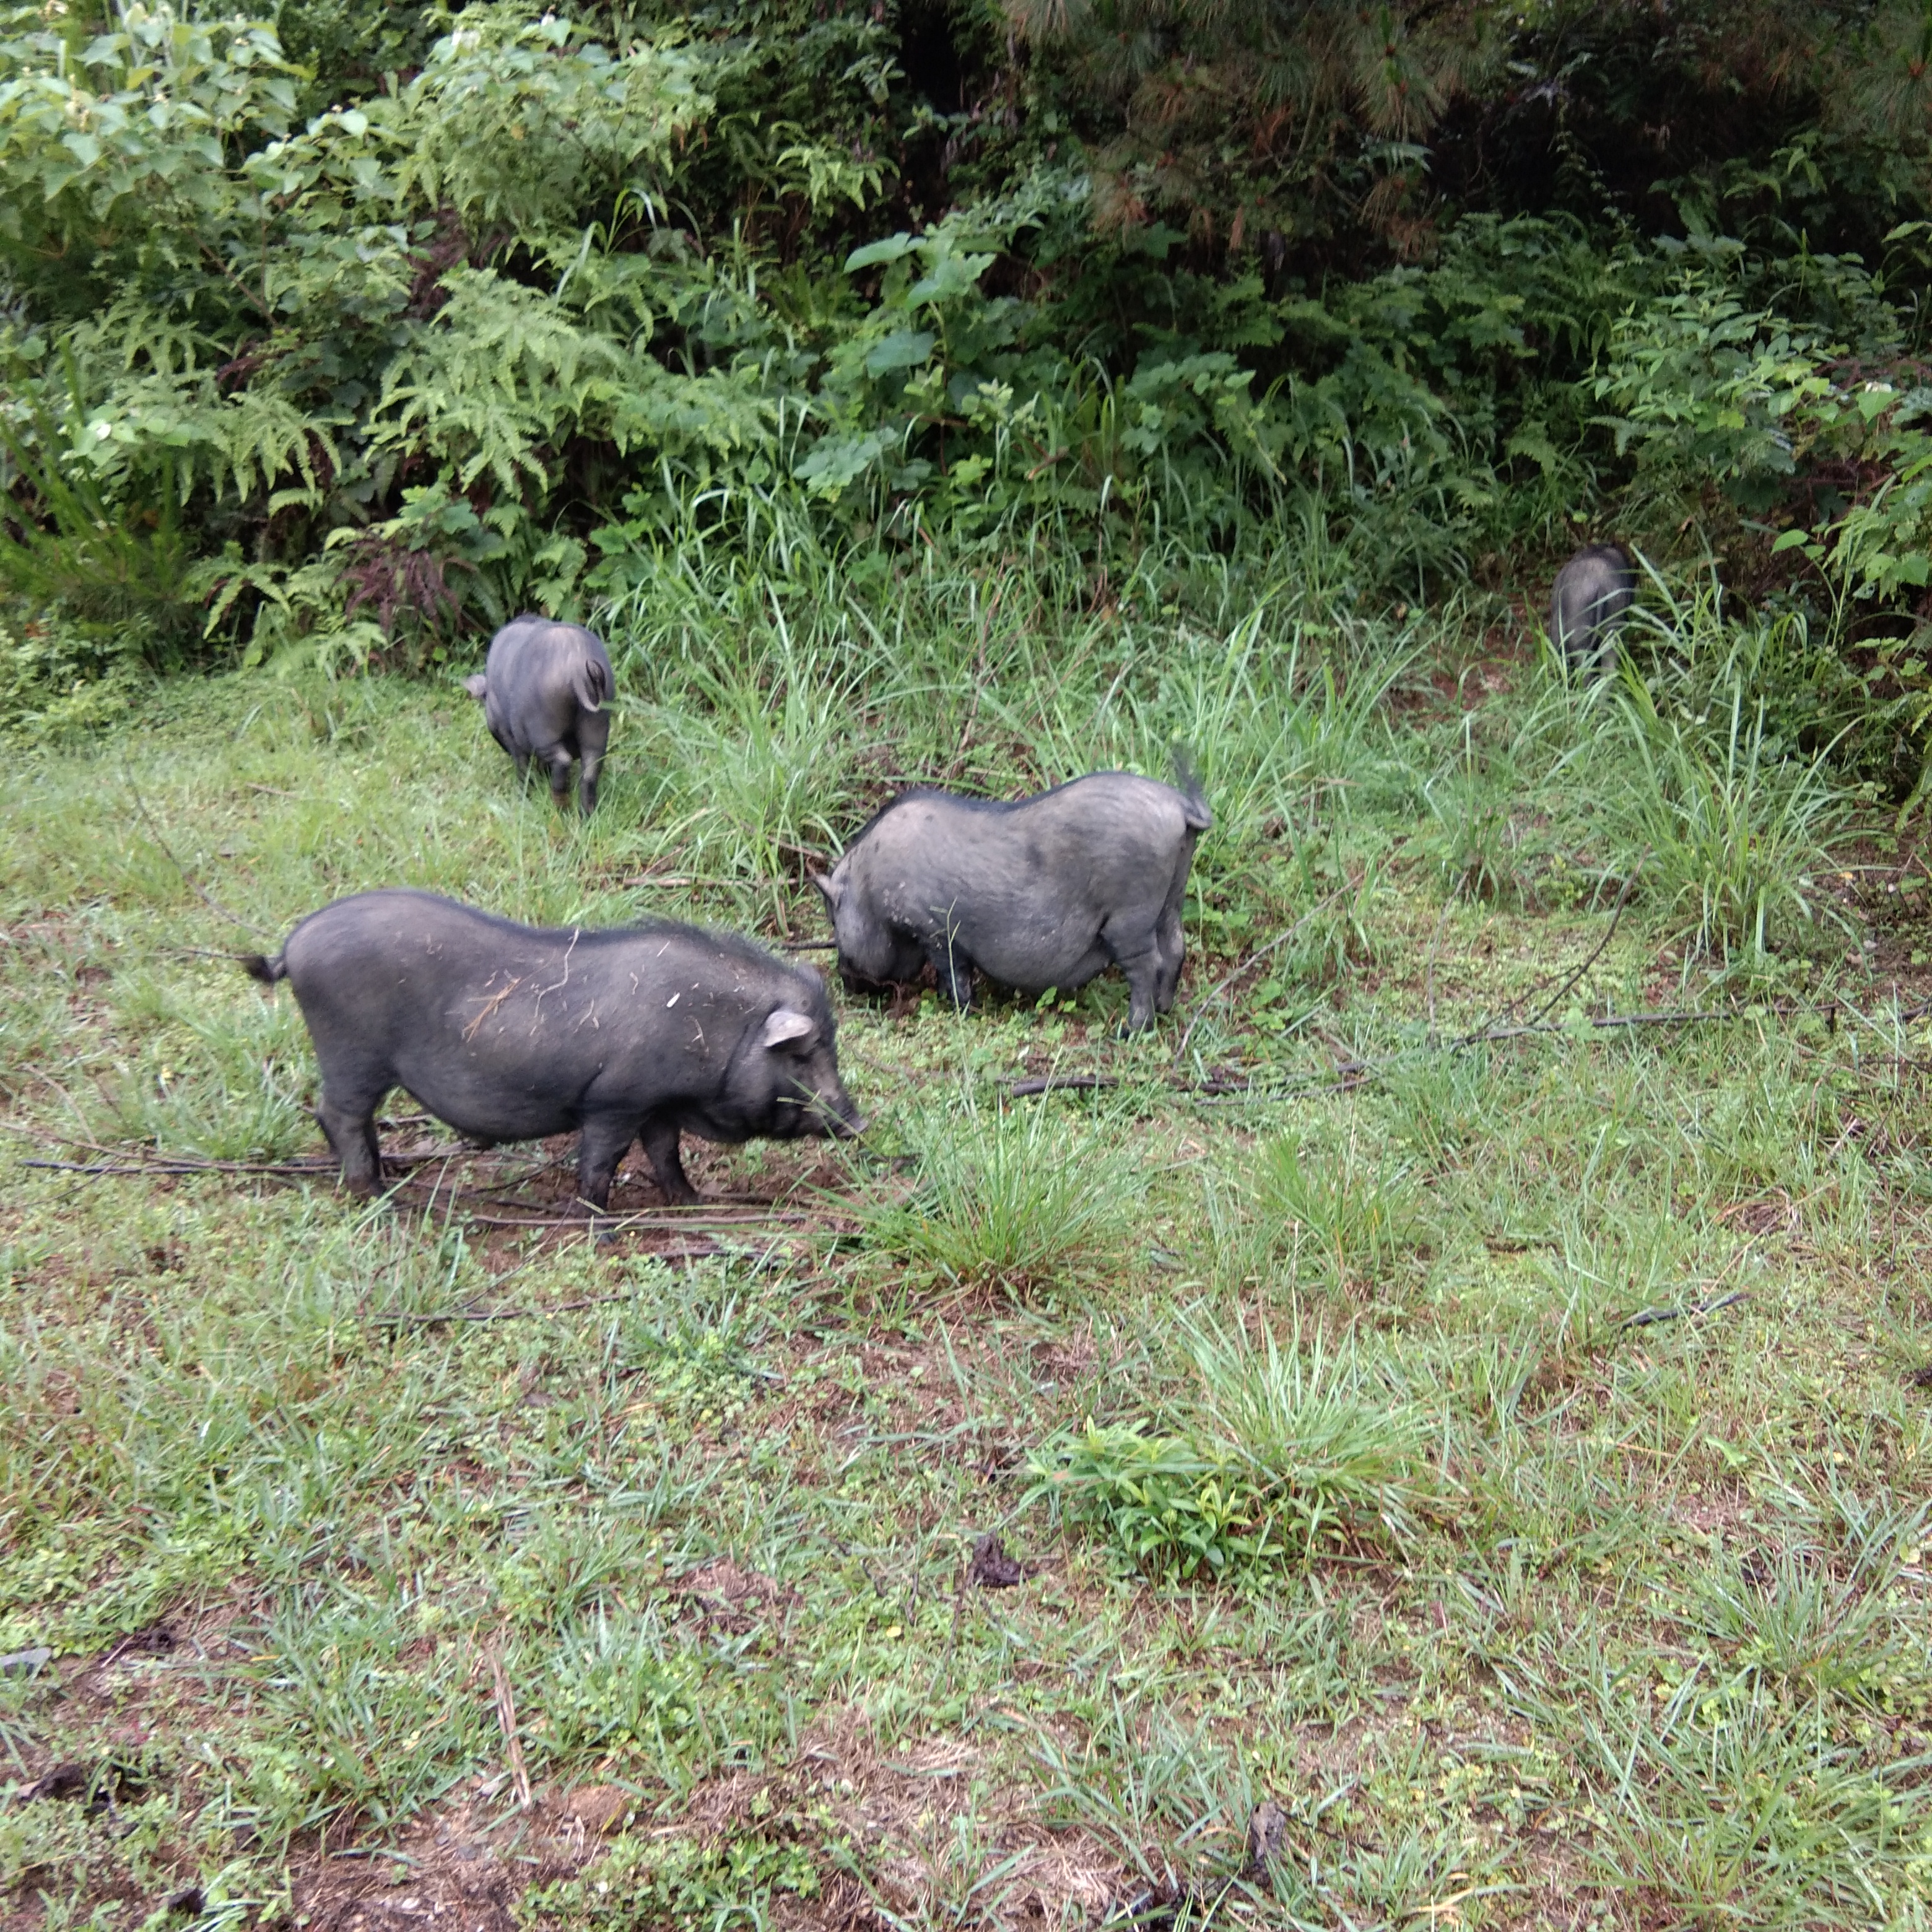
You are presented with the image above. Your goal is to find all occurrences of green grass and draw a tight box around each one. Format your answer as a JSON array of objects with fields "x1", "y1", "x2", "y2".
[{"x1": 3, "y1": 532, "x2": 1932, "y2": 1930}]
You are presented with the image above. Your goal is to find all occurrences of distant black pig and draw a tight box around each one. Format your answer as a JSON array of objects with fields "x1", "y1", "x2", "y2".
[
  {"x1": 814, "y1": 764, "x2": 1212, "y2": 1030},
  {"x1": 242, "y1": 890, "x2": 863, "y2": 1208},
  {"x1": 464, "y1": 616, "x2": 614, "y2": 812},
  {"x1": 1550, "y1": 544, "x2": 1635, "y2": 673}
]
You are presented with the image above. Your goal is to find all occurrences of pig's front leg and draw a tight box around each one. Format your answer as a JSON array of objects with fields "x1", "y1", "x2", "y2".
[
  {"x1": 924, "y1": 929, "x2": 975, "y2": 1011},
  {"x1": 638, "y1": 1115, "x2": 698, "y2": 1203}
]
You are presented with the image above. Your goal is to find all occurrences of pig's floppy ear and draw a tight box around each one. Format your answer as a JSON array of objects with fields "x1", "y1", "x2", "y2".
[
  {"x1": 462, "y1": 674, "x2": 489, "y2": 701},
  {"x1": 811, "y1": 870, "x2": 842, "y2": 910},
  {"x1": 761, "y1": 1008, "x2": 816, "y2": 1050}
]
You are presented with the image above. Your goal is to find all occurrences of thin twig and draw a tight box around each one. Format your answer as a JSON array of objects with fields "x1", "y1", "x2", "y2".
[
  {"x1": 1422, "y1": 899, "x2": 1453, "y2": 1045},
  {"x1": 462, "y1": 1193, "x2": 825, "y2": 1227},
  {"x1": 1466, "y1": 1007, "x2": 1751, "y2": 1048},
  {"x1": 1009, "y1": 1074, "x2": 1118, "y2": 1098},
  {"x1": 370, "y1": 1294, "x2": 633, "y2": 1327},
  {"x1": 1624, "y1": 1289, "x2": 1749, "y2": 1329},
  {"x1": 1516, "y1": 866, "x2": 1642, "y2": 1032},
  {"x1": 485, "y1": 1642, "x2": 533, "y2": 1812},
  {"x1": 1007, "y1": 1072, "x2": 1256, "y2": 1099},
  {"x1": 24, "y1": 1152, "x2": 474, "y2": 1178},
  {"x1": 1445, "y1": 866, "x2": 1641, "y2": 1053}
]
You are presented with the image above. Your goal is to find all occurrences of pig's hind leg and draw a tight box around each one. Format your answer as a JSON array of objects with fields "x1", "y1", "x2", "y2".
[
  {"x1": 576, "y1": 707, "x2": 609, "y2": 815},
  {"x1": 314, "y1": 1086, "x2": 386, "y2": 1196},
  {"x1": 1152, "y1": 858, "x2": 1191, "y2": 1013},
  {"x1": 541, "y1": 742, "x2": 576, "y2": 811},
  {"x1": 1101, "y1": 915, "x2": 1164, "y2": 1031}
]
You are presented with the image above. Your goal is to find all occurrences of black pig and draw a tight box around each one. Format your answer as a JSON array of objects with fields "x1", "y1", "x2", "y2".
[
  {"x1": 1550, "y1": 545, "x2": 1635, "y2": 674},
  {"x1": 242, "y1": 890, "x2": 863, "y2": 1207},
  {"x1": 814, "y1": 765, "x2": 1211, "y2": 1030},
  {"x1": 464, "y1": 616, "x2": 614, "y2": 813}
]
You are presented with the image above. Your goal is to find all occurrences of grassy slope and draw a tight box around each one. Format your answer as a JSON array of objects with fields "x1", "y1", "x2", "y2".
[{"x1": 1, "y1": 567, "x2": 1931, "y2": 1931}]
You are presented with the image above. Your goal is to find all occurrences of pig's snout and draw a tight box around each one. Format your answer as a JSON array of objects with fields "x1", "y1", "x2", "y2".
[{"x1": 833, "y1": 1108, "x2": 867, "y2": 1139}]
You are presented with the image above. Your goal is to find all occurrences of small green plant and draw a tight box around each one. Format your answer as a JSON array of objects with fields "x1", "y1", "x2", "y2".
[
  {"x1": 518, "y1": 1830, "x2": 825, "y2": 1931},
  {"x1": 1032, "y1": 1419, "x2": 1284, "y2": 1580},
  {"x1": 1032, "y1": 1313, "x2": 1430, "y2": 1577}
]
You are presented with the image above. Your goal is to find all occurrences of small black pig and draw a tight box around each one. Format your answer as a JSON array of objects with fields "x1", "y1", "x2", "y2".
[
  {"x1": 814, "y1": 765, "x2": 1212, "y2": 1030},
  {"x1": 242, "y1": 890, "x2": 863, "y2": 1207},
  {"x1": 1550, "y1": 544, "x2": 1635, "y2": 673},
  {"x1": 464, "y1": 616, "x2": 614, "y2": 813}
]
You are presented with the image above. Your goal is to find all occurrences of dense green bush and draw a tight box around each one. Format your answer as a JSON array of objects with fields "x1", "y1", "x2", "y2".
[{"x1": 1, "y1": 0, "x2": 1929, "y2": 746}]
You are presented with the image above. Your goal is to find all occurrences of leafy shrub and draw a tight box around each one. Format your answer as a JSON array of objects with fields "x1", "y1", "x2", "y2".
[
  {"x1": 0, "y1": 611, "x2": 142, "y2": 740},
  {"x1": 1, "y1": 0, "x2": 1926, "y2": 718}
]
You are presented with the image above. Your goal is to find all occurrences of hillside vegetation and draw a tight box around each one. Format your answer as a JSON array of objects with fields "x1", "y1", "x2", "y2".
[{"x1": 4, "y1": 2, "x2": 1932, "y2": 1929}]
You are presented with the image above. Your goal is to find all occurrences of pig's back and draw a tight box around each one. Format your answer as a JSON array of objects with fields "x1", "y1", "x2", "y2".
[
  {"x1": 856, "y1": 777, "x2": 1192, "y2": 926},
  {"x1": 277, "y1": 894, "x2": 741, "y2": 1140}
]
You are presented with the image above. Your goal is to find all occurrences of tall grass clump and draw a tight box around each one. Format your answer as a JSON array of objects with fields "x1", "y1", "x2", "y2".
[
  {"x1": 1552, "y1": 576, "x2": 1861, "y2": 972},
  {"x1": 1032, "y1": 1311, "x2": 1431, "y2": 1578},
  {"x1": 859, "y1": 1090, "x2": 1131, "y2": 1294},
  {"x1": 1612, "y1": 674, "x2": 1855, "y2": 971},
  {"x1": 1253, "y1": 1133, "x2": 1421, "y2": 1290}
]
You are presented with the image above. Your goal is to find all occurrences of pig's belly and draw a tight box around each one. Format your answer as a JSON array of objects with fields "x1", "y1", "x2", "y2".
[
  {"x1": 977, "y1": 933, "x2": 1111, "y2": 994},
  {"x1": 393, "y1": 1053, "x2": 599, "y2": 1146}
]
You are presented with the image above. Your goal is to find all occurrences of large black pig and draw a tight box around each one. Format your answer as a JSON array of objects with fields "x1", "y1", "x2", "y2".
[
  {"x1": 1550, "y1": 544, "x2": 1635, "y2": 674},
  {"x1": 464, "y1": 616, "x2": 614, "y2": 813},
  {"x1": 242, "y1": 890, "x2": 863, "y2": 1207},
  {"x1": 814, "y1": 765, "x2": 1211, "y2": 1030}
]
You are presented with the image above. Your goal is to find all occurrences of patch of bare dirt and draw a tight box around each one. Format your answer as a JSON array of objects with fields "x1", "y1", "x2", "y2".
[
  {"x1": 286, "y1": 1713, "x2": 1127, "y2": 1932},
  {"x1": 674, "y1": 1712, "x2": 1123, "y2": 1929},
  {"x1": 1715, "y1": 1191, "x2": 1801, "y2": 1240},
  {"x1": 291, "y1": 1784, "x2": 653, "y2": 1930},
  {"x1": 668, "y1": 1558, "x2": 801, "y2": 1637}
]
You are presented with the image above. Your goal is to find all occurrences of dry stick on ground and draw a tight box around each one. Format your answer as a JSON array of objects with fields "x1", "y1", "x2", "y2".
[
  {"x1": 19, "y1": 1140, "x2": 838, "y2": 1225},
  {"x1": 1038, "y1": 986, "x2": 1932, "y2": 1109},
  {"x1": 370, "y1": 1294, "x2": 635, "y2": 1328},
  {"x1": 1624, "y1": 1288, "x2": 1751, "y2": 1329},
  {"x1": 1021, "y1": 874, "x2": 1653, "y2": 1103},
  {"x1": 23, "y1": 1147, "x2": 534, "y2": 1178},
  {"x1": 1008, "y1": 1071, "x2": 1253, "y2": 1099},
  {"x1": 1422, "y1": 899, "x2": 1453, "y2": 1045},
  {"x1": 1444, "y1": 864, "x2": 1642, "y2": 1055},
  {"x1": 121, "y1": 764, "x2": 271, "y2": 941},
  {"x1": 485, "y1": 1642, "x2": 533, "y2": 1812}
]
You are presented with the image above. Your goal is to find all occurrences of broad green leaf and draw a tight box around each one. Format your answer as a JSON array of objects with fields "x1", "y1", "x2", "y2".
[
  {"x1": 844, "y1": 232, "x2": 914, "y2": 271},
  {"x1": 862, "y1": 329, "x2": 934, "y2": 376}
]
